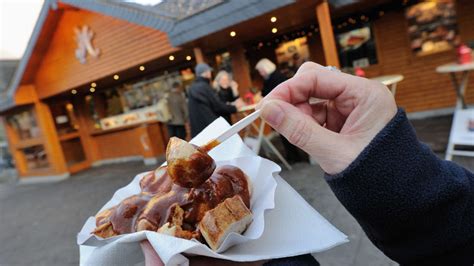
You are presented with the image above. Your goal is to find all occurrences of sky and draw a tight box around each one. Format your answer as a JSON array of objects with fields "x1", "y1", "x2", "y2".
[{"x1": 0, "y1": 0, "x2": 44, "y2": 60}]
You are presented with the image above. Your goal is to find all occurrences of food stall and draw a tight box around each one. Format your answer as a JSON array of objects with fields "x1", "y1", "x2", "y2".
[
  {"x1": 0, "y1": 3, "x2": 194, "y2": 179},
  {"x1": 3, "y1": 0, "x2": 474, "y2": 180}
]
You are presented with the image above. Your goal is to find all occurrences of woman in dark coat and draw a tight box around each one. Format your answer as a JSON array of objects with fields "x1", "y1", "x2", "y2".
[{"x1": 213, "y1": 70, "x2": 240, "y2": 124}]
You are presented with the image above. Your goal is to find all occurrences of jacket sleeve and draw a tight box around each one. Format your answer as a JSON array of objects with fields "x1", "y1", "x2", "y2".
[
  {"x1": 205, "y1": 87, "x2": 237, "y2": 115},
  {"x1": 325, "y1": 109, "x2": 474, "y2": 264}
]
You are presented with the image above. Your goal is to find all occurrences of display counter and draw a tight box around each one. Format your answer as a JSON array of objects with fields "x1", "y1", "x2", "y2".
[{"x1": 89, "y1": 120, "x2": 168, "y2": 166}]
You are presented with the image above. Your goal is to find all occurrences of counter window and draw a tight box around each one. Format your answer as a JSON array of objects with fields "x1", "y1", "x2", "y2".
[
  {"x1": 51, "y1": 102, "x2": 80, "y2": 135},
  {"x1": 337, "y1": 25, "x2": 378, "y2": 68},
  {"x1": 22, "y1": 145, "x2": 49, "y2": 170},
  {"x1": 406, "y1": 0, "x2": 459, "y2": 56},
  {"x1": 88, "y1": 72, "x2": 184, "y2": 131},
  {"x1": 6, "y1": 109, "x2": 40, "y2": 141}
]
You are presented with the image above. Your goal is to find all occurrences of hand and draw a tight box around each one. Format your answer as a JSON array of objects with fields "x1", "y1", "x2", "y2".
[
  {"x1": 233, "y1": 98, "x2": 245, "y2": 110},
  {"x1": 257, "y1": 62, "x2": 397, "y2": 174},
  {"x1": 140, "y1": 240, "x2": 164, "y2": 266}
]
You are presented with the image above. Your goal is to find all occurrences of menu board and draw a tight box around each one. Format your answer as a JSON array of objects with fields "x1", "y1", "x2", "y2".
[
  {"x1": 337, "y1": 25, "x2": 378, "y2": 68},
  {"x1": 406, "y1": 0, "x2": 459, "y2": 56},
  {"x1": 275, "y1": 37, "x2": 310, "y2": 77}
]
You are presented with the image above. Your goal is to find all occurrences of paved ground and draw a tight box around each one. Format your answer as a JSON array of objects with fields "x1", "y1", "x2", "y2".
[{"x1": 0, "y1": 114, "x2": 471, "y2": 266}]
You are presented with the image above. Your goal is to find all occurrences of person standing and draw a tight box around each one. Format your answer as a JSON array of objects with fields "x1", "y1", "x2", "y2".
[
  {"x1": 255, "y1": 58, "x2": 304, "y2": 163},
  {"x1": 166, "y1": 82, "x2": 188, "y2": 140},
  {"x1": 213, "y1": 70, "x2": 240, "y2": 124},
  {"x1": 188, "y1": 63, "x2": 240, "y2": 137}
]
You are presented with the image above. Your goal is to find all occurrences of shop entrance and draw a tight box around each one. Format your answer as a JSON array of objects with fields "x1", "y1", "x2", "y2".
[{"x1": 48, "y1": 99, "x2": 89, "y2": 174}]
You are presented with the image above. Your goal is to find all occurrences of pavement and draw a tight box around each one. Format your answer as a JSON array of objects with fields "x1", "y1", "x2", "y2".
[{"x1": 0, "y1": 114, "x2": 471, "y2": 266}]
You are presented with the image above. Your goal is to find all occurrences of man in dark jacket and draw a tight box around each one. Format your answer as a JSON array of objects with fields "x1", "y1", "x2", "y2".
[{"x1": 188, "y1": 63, "x2": 238, "y2": 137}]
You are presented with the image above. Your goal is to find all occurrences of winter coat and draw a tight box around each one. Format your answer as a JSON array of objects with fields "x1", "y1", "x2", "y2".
[{"x1": 188, "y1": 77, "x2": 236, "y2": 137}]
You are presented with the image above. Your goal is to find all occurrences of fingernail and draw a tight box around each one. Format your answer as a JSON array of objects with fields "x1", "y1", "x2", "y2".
[{"x1": 261, "y1": 101, "x2": 285, "y2": 127}]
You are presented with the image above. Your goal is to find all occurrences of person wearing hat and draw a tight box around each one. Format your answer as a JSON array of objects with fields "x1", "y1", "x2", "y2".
[{"x1": 188, "y1": 63, "x2": 241, "y2": 137}]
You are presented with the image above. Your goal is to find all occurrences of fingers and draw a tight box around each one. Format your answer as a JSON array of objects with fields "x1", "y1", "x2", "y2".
[
  {"x1": 325, "y1": 101, "x2": 347, "y2": 132},
  {"x1": 140, "y1": 240, "x2": 164, "y2": 266},
  {"x1": 263, "y1": 62, "x2": 357, "y2": 104},
  {"x1": 259, "y1": 99, "x2": 337, "y2": 152}
]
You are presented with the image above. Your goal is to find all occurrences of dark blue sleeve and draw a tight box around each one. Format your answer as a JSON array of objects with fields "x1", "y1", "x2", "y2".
[
  {"x1": 325, "y1": 109, "x2": 474, "y2": 265},
  {"x1": 207, "y1": 90, "x2": 237, "y2": 115}
]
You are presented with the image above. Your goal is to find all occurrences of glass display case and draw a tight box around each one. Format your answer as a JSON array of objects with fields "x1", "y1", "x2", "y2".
[
  {"x1": 6, "y1": 109, "x2": 40, "y2": 141},
  {"x1": 50, "y1": 102, "x2": 80, "y2": 135},
  {"x1": 90, "y1": 71, "x2": 182, "y2": 131},
  {"x1": 5, "y1": 107, "x2": 51, "y2": 173},
  {"x1": 22, "y1": 145, "x2": 49, "y2": 170}
]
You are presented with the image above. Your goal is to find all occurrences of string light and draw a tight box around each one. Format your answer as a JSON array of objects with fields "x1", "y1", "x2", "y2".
[
  {"x1": 139, "y1": 65, "x2": 145, "y2": 71},
  {"x1": 71, "y1": 89, "x2": 77, "y2": 95},
  {"x1": 169, "y1": 55, "x2": 175, "y2": 61},
  {"x1": 271, "y1": 27, "x2": 278, "y2": 34},
  {"x1": 90, "y1": 82, "x2": 96, "y2": 88},
  {"x1": 90, "y1": 87, "x2": 95, "y2": 93},
  {"x1": 186, "y1": 55, "x2": 192, "y2": 61},
  {"x1": 113, "y1": 74, "x2": 119, "y2": 80},
  {"x1": 230, "y1": 31, "x2": 236, "y2": 37},
  {"x1": 270, "y1": 16, "x2": 277, "y2": 23}
]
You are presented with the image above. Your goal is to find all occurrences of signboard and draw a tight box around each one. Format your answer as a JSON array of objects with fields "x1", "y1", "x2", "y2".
[{"x1": 406, "y1": 0, "x2": 460, "y2": 56}]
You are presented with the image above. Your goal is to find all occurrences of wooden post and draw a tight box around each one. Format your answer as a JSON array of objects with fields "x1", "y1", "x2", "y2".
[
  {"x1": 193, "y1": 47, "x2": 205, "y2": 64},
  {"x1": 33, "y1": 100, "x2": 68, "y2": 174},
  {"x1": 75, "y1": 96, "x2": 100, "y2": 163},
  {"x1": 316, "y1": 0, "x2": 340, "y2": 68},
  {"x1": 229, "y1": 45, "x2": 253, "y2": 95}
]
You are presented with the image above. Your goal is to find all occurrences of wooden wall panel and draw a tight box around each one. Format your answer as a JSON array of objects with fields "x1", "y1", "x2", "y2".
[
  {"x1": 365, "y1": 0, "x2": 474, "y2": 112},
  {"x1": 92, "y1": 123, "x2": 166, "y2": 160},
  {"x1": 35, "y1": 8, "x2": 179, "y2": 99},
  {"x1": 308, "y1": 0, "x2": 474, "y2": 112}
]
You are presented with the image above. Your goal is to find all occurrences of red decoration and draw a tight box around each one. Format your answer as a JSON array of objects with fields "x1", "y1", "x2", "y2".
[
  {"x1": 244, "y1": 92, "x2": 255, "y2": 105},
  {"x1": 457, "y1": 44, "x2": 472, "y2": 65},
  {"x1": 354, "y1": 67, "x2": 366, "y2": 77}
]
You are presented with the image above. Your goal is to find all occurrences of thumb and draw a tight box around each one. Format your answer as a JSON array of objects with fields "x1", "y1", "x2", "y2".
[
  {"x1": 259, "y1": 99, "x2": 354, "y2": 174},
  {"x1": 259, "y1": 99, "x2": 331, "y2": 151}
]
